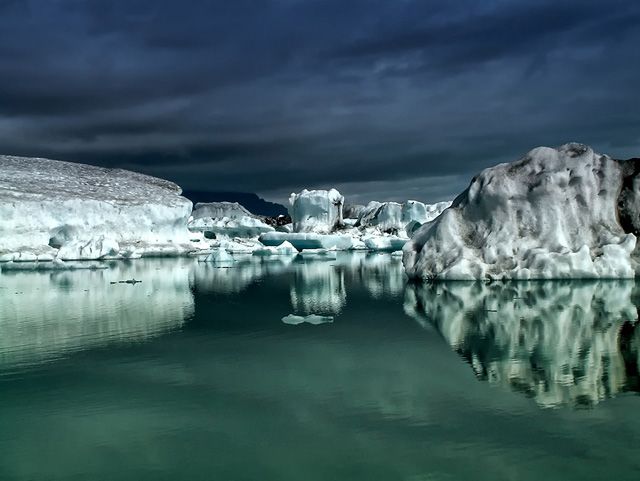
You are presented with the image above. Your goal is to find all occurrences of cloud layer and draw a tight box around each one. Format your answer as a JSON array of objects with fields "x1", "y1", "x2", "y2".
[{"x1": 1, "y1": 0, "x2": 639, "y2": 203}]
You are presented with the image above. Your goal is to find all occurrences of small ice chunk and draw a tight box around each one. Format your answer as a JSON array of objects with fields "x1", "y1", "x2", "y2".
[{"x1": 282, "y1": 314, "x2": 334, "y2": 325}]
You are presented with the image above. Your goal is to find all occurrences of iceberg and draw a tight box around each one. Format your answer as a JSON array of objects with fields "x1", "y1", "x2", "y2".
[
  {"x1": 357, "y1": 200, "x2": 451, "y2": 234},
  {"x1": 363, "y1": 235, "x2": 407, "y2": 252},
  {"x1": 289, "y1": 189, "x2": 344, "y2": 233},
  {"x1": 0, "y1": 155, "x2": 202, "y2": 261},
  {"x1": 404, "y1": 143, "x2": 640, "y2": 280},
  {"x1": 188, "y1": 202, "x2": 274, "y2": 238},
  {"x1": 252, "y1": 241, "x2": 298, "y2": 256}
]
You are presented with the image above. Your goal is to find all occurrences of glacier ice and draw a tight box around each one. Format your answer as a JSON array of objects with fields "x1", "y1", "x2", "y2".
[
  {"x1": 404, "y1": 143, "x2": 640, "y2": 280},
  {"x1": 289, "y1": 189, "x2": 344, "y2": 233},
  {"x1": 357, "y1": 199, "x2": 451, "y2": 234},
  {"x1": 0, "y1": 155, "x2": 202, "y2": 261},
  {"x1": 189, "y1": 201, "x2": 274, "y2": 238},
  {"x1": 274, "y1": 188, "x2": 451, "y2": 253}
]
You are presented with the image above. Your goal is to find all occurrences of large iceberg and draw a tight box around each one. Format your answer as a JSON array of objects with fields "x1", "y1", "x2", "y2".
[
  {"x1": 289, "y1": 189, "x2": 344, "y2": 233},
  {"x1": 404, "y1": 143, "x2": 640, "y2": 280},
  {"x1": 0, "y1": 155, "x2": 202, "y2": 261}
]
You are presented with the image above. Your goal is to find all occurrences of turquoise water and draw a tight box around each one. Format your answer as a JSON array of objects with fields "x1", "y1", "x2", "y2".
[{"x1": 0, "y1": 253, "x2": 638, "y2": 480}]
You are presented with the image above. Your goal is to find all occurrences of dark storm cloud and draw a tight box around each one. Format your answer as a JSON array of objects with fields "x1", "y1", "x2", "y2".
[{"x1": 0, "y1": 0, "x2": 639, "y2": 203}]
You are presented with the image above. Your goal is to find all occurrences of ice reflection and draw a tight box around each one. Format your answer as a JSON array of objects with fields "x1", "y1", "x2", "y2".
[
  {"x1": 290, "y1": 258, "x2": 346, "y2": 315},
  {"x1": 334, "y1": 252, "x2": 405, "y2": 298},
  {"x1": 405, "y1": 281, "x2": 640, "y2": 407},
  {"x1": 0, "y1": 259, "x2": 194, "y2": 370},
  {"x1": 191, "y1": 255, "x2": 295, "y2": 294}
]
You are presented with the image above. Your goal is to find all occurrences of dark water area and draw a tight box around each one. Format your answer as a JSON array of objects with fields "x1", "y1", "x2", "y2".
[{"x1": 0, "y1": 253, "x2": 638, "y2": 480}]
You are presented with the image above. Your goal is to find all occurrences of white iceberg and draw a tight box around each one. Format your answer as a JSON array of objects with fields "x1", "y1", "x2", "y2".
[
  {"x1": 289, "y1": 188, "x2": 344, "y2": 233},
  {"x1": 357, "y1": 199, "x2": 451, "y2": 234},
  {"x1": 188, "y1": 202, "x2": 274, "y2": 238},
  {"x1": 404, "y1": 143, "x2": 640, "y2": 280},
  {"x1": 363, "y1": 235, "x2": 407, "y2": 252},
  {"x1": 0, "y1": 155, "x2": 200, "y2": 261},
  {"x1": 252, "y1": 240, "x2": 298, "y2": 256}
]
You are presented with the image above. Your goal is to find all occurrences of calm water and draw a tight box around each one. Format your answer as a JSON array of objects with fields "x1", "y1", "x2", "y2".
[{"x1": 0, "y1": 253, "x2": 638, "y2": 480}]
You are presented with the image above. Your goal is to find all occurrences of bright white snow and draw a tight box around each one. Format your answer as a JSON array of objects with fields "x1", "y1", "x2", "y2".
[{"x1": 404, "y1": 143, "x2": 639, "y2": 280}]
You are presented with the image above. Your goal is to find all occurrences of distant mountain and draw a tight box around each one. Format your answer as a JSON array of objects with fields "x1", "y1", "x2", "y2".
[{"x1": 181, "y1": 190, "x2": 288, "y2": 217}]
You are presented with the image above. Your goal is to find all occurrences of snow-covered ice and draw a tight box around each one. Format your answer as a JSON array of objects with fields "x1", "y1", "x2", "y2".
[
  {"x1": 363, "y1": 235, "x2": 407, "y2": 252},
  {"x1": 289, "y1": 189, "x2": 344, "y2": 233},
  {"x1": 357, "y1": 200, "x2": 451, "y2": 234},
  {"x1": 252, "y1": 240, "x2": 298, "y2": 256},
  {"x1": 189, "y1": 202, "x2": 274, "y2": 238},
  {"x1": 404, "y1": 143, "x2": 640, "y2": 280},
  {"x1": 0, "y1": 155, "x2": 202, "y2": 261}
]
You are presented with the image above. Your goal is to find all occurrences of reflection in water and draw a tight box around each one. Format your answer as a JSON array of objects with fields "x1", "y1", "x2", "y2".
[
  {"x1": 290, "y1": 259, "x2": 346, "y2": 315},
  {"x1": 191, "y1": 255, "x2": 294, "y2": 294},
  {"x1": 2, "y1": 254, "x2": 640, "y2": 480},
  {"x1": 405, "y1": 281, "x2": 640, "y2": 407},
  {"x1": 335, "y1": 253, "x2": 405, "y2": 299},
  {"x1": 0, "y1": 259, "x2": 194, "y2": 369}
]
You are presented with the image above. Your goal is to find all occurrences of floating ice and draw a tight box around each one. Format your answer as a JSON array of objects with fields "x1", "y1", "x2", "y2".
[
  {"x1": 259, "y1": 232, "x2": 353, "y2": 250},
  {"x1": 0, "y1": 155, "x2": 200, "y2": 261},
  {"x1": 289, "y1": 189, "x2": 344, "y2": 233},
  {"x1": 357, "y1": 200, "x2": 451, "y2": 234},
  {"x1": 363, "y1": 236, "x2": 407, "y2": 252},
  {"x1": 281, "y1": 314, "x2": 334, "y2": 325},
  {"x1": 189, "y1": 202, "x2": 274, "y2": 238},
  {"x1": 404, "y1": 143, "x2": 640, "y2": 280},
  {"x1": 252, "y1": 241, "x2": 298, "y2": 256}
]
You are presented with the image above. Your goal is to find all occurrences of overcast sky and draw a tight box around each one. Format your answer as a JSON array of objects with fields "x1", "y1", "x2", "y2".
[{"x1": 1, "y1": 0, "x2": 639, "y2": 204}]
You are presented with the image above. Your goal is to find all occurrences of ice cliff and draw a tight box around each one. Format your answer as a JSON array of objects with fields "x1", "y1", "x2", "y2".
[
  {"x1": 0, "y1": 155, "x2": 200, "y2": 261},
  {"x1": 404, "y1": 143, "x2": 640, "y2": 280}
]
